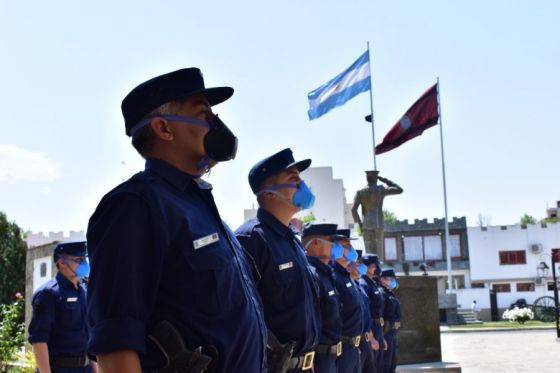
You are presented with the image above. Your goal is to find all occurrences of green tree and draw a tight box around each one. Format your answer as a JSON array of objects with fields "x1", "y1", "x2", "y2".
[
  {"x1": 0, "y1": 212, "x2": 27, "y2": 306},
  {"x1": 0, "y1": 293, "x2": 25, "y2": 372},
  {"x1": 383, "y1": 209, "x2": 398, "y2": 224},
  {"x1": 541, "y1": 216, "x2": 560, "y2": 224},
  {"x1": 519, "y1": 213, "x2": 537, "y2": 225},
  {"x1": 300, "y1": 212, "x2": 316, "y2": 224}
]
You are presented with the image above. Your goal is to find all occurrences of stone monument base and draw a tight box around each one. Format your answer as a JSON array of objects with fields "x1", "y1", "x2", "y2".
[{"x1": 395, "y1": 276, "x2": 441, "y2": 364}]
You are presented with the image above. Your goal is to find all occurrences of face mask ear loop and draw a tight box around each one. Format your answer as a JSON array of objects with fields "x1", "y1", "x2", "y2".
[
  {"x1": 256, "y1": 184, "x2": 298, "y2": 204},
  {"x1": 195, "y1": 155, "x2": 211, "y2": 173},
  {"x1": 61, "y1": 256, "x2": 79, "y2": 277}
]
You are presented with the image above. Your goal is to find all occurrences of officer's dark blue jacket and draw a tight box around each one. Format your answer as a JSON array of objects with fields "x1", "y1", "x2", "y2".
[
  {"x1": 306, "y1": 256, "x2": 341, "y2": 346},
  {"x1": 28, "y1": 272, "x2": 88, "y2": 357},
  {"x1": 357, "y1": 283, "x2": 372, "y2": 334},
  {"x1": 331, "y1": 263, "x2": 363, "y2": 337},
  {"x1": 86, "y1": 158, "x2": 267, "y2": 373},
  {"x1": 360, "y1": 276, "x2": 385, "y2": 320},
  {"x1": 383, "y1": 289, "x2": 401, "y2": 325},
  {"x1": 359, "y1": 276, "x2": 385, "y2": 341},
  {"x1": 235, "y1": 208, "x2": 320, "y2": 355}
]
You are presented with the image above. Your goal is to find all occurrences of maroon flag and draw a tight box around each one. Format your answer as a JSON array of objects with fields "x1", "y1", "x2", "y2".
[{"x1": 375, "y1": 83, "x2": 439, "y2": 155}]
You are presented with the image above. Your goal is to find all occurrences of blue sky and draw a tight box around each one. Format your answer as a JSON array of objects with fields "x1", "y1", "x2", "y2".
[{"x1": 1, "y1": 0, "x2": 559, "y2": 234}]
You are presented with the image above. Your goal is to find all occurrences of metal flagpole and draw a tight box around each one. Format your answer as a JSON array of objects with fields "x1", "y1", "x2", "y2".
[
  {"x1": 436, "y1": 77, "x2": 453, "y2": 293},
  {"x1": 367, "y1": 41, "x2": 377, "y2": 170}
]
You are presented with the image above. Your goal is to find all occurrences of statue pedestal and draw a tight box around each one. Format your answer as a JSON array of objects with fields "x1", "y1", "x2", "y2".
[{"x1": 395, "y1": 276, "x2": 442, "y2": 364}]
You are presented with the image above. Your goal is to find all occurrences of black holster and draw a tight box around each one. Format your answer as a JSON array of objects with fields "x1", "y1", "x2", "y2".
[
  {"x1": 266, "y1": 330, "x2": 295, "y2": 373},
  {"x1": 147, "y1": 320, "x2": 213, "y2": 373}
]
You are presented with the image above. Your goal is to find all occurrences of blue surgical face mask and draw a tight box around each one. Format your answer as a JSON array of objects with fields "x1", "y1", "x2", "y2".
[
  {"x1": 345, "y1": 246, "x2": 358, "y2": 262},
  {"x1": 258, "y1": 180, "x2": 316, "y2": 210},
  {"x1": 331, "y1": 241, "x2": 344, "y2": 260},
  {"x1": 62, "y1": 257, "x2": 90, "y2": 278},
  {"x1": 292, "y1": 181, "x2": 315, "y2": 209},
  {"x1": 389, "y1": 278, "x2": 398, "y2": 289},
  {"x1": 358, "y1": 263, "x2": 367, "y2": 276},
  {"x1": 75, "y1": 260, "x2": 90, "y2": 277}
]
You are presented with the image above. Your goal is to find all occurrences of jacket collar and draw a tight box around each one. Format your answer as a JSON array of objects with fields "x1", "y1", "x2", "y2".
[
  {"x1": 145, "y1": 157, "x2": 213, "y2": 191},
  {"x1": 257, "y1": 208, "x2": 295, "y2": 238}
]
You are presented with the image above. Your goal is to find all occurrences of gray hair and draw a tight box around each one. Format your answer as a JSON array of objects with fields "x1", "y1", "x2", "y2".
[{"x1": 131, "y1": 99, "x2": 185, "y2": 156}]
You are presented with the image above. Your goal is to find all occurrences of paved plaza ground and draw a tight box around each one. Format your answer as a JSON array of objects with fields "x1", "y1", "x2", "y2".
[{"x1": 441, "y1": 329, "x2": 558, "y2": 372}]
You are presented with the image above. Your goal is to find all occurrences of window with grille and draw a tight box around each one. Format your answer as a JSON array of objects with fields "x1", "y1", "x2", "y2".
[
  {"x1": 498, "y1": 250, "x2": 526, "y2": 265},
  {"x1": 492, "y1": 283, "x2": 511, "y2": 292},
  {"x1": 384, "y1": 237, "x2": 398, "y2": 261}
]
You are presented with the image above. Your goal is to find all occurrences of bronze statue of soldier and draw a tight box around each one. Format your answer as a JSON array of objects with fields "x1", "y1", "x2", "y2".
[{"x1": 351, "y1": 171, "x2": 403, "y2": 259}]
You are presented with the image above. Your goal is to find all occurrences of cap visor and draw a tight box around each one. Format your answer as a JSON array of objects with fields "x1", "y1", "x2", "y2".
[
  {"x1": 200, "y1": 86, "x2": 234, "y2": 106},
  {"x1": 288, "y1": 159, "x2": 312, "y2": 173}
]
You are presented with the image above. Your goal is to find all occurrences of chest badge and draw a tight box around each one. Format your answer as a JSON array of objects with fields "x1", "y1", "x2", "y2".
[
  {"x1": 66, "y1": 297, "x2": 78, "y2": 302},
  {"x1": 193, "y1": 233, "x2": 220, "y2": 250},
  {"x1": 328, "y1": 290, "x2": 335, "y2": 296},
  {"x1": 278, "y1": 261, "x2": 294, "y2": 271},
  {"x1": 346, "y1": 282, "x2": 353, "y2": 288}
]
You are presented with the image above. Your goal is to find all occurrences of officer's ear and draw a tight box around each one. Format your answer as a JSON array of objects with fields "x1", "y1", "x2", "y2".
[{"x1": 150, "y1": 117, "x2": 174, "y2": 141}]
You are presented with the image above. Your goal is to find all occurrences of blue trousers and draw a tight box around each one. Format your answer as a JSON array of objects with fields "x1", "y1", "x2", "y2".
[
  {"x1": 314, "y1": 351, "x2": 337, "y2": 373},
  {"x1": 372, "y1": 324, "x2": 384, "y2": 373},
  {"x1": 359, "y1": 338, "x2": 375, "y2": 373},
  {"x1": 382, "y1": 331, "x2": 398, "y2": 373},
  {"x1": 338, "y1": 343, "x2": 360, "y2": 373}
]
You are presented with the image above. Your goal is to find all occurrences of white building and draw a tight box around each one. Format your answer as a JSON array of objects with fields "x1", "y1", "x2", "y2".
[
  {"x1": 456, "y1": 223, "x2": 560, "y2": 313},
  {"x1": 26, "y1": 230, "x2": 86, "y2": 248},
  {"x1": 243, "y1": 166, "x2": 354, "y2": 229}
]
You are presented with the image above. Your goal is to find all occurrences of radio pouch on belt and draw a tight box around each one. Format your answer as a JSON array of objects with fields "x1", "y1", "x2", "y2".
[
  {"x1": 148, "y1": 320, "x2": 213, "y2": 373},
  {"x1": 266, "y1": 330, "x2": 295, "y2": 373}
]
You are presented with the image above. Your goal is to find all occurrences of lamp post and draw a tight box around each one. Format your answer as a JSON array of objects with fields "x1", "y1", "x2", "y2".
[{"x1": 539, "y1": 255, "x2": 560, "y2": 339}]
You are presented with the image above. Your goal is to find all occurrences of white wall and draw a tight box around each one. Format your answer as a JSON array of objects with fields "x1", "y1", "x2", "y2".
[
  {"x1": 456, "y1": 288, "x2": 490, "y2": 309},
  {"x1": 33, "y1": 256, "x2": 52, "y2": 292},
  {"x1": 468, "y1": 224, "x2": 560, "y2": 281},
  {"x1": 467, "y1": 223, "x2": 560, "y2": 308},
  {"x1": 301, "y1": 167, "x2": 347, "y2": 227},
  {"x1": 27, "y1": 230, "x2": 86, "y2": 248}
]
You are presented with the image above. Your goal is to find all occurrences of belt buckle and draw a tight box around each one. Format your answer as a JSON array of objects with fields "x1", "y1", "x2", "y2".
[
  {"x1": 336, "y1": 341, "x2": 342, "y2": 357},
  {"x1": 364, "y1": 333, "x2": 370, "y2": 342},
  {"x1": 354, "y1": 336, "x2": 361, "y2": 347},
  {"x1": 395, "y1": 322, "x2": 401, "y2": 330},
  {"x1": 380, "y1": 317, "x2": 385, "y2": 326},
  {"x1": 302, "y1": 351, "x2": 315, "y2": 370}
]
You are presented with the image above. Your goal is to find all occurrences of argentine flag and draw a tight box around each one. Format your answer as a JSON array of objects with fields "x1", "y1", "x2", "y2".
[{"x1": 307, "y1": 51, "x2": 371, "y2": 120}]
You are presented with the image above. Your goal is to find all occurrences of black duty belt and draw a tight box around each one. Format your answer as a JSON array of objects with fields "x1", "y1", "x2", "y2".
[
  {"x1": 384, "y1": 321, "x2": 401, "y2": 333},
  {"x1": 315, "y1": 342, "x2": 342, "y2": 357},
  {"x1": 340, "y1": 335, "x2": 361, "y2": 348},
  {"x1": 50, "y1": 355, "x2": 88, "y2": 368},
  {"x1": 373, "y1": 317, "x2": 384, "y2": 326},
  {"x1": 286, "y1": 351, "x2": 315, "y2": 371}
]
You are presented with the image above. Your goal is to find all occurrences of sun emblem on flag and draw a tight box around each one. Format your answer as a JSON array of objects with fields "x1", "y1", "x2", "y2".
[{"x1": 399, "y1": 115, "x2": 412, "y2": 130}]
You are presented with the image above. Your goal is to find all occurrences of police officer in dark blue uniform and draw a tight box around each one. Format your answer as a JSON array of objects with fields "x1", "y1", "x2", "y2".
[
  {"x1": 28, "y1": 241, "x2": 96, "y2": 373},
  {"x1": 379, "y1": 269, "x2": 401, "y2": 373},
  {"x1": 86, "y1": 68, "x2": 267, "y2": 373},
  {"x1": 349, "y1": 250, "x2": 375, "y2": 373},
  {"x1": 235, "y1": 148, "x2": 320, "y2": 372},
  {"x1": 301, "y1": 223, "x2": 344, "y2": 373},
  {"x1": 332, "y1": 230, "x2": 363, "y2": 373},
  {"x1": 359, "y1": 254, "x2": 386, "y2": 373}
]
